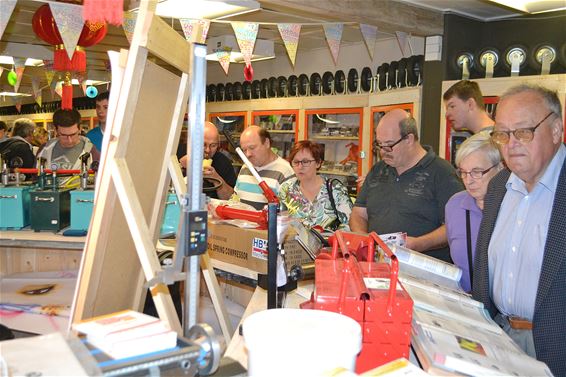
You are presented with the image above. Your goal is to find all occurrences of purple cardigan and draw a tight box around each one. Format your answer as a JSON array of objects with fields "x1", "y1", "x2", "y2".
[{"x1": 445, "y1": 190, "x2": 482, "y2": 292}]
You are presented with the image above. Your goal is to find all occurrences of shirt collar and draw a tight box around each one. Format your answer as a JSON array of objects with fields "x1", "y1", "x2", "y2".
[{"x1": 459, "y1": 191, "x2": 481, "y2": 212}]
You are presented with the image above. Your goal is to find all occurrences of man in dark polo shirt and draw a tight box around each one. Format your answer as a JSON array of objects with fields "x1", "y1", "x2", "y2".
[
  {"x1": 179, "y1": 121, "x2": 236, "y2": 199},
  {"x1": 350, "y1": 109, "x2": 463, "y2": 262}
]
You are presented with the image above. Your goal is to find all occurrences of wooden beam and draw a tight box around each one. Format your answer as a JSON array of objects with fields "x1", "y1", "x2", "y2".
[{"x1": 258, "y1": 0, "x2": 444, "y2": 36}]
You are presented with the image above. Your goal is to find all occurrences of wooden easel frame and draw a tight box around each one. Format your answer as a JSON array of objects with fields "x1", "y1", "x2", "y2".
[{"x1": 70, "y1": 0, "x2": 233, "y2": 344}]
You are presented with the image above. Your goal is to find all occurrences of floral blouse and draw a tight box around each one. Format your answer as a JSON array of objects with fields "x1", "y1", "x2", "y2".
[{"x1": 278, "y1": 176, "x2": 353, "y2": 231}]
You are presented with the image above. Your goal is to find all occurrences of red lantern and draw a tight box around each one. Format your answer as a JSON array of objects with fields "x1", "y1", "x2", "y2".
[
  {"x1": 32, "y1": 4, "x2": 107, "y2": 73},
  {"x1": 32, "y1": 3, "x2": 107, "y2": 109}
]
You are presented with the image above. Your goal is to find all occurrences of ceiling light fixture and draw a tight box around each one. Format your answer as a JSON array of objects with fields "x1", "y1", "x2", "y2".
[
  {"x1": 206, "y1": 35, "x2": 275, "y2": 63},
  {"x1": 487, "y1": 0, "x2": 566, "y2": 13},
  {"x1": 0, "y1": 92, "x2": 32, "y2": 97},
  {"x1": 155, "y1": 0, "x2": 260, "y2": 20}
]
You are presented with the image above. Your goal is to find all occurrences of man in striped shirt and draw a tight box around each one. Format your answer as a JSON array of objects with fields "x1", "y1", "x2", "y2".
[{"x1": 233, "y1": 126, "x2": 294, "y2": 210}]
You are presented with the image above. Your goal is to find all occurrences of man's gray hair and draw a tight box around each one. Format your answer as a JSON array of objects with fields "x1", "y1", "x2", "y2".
[
  {"x1": 499, "y1": 84, "x2": 562, "y2": 121},
  {"x1": 399, "y1": 117, "x2": 419, "y2": 141},
  {"x1": 455, "y1": 132, "x2": 502, "y2": 168},
  {"x1": 12, "y1": 118, "x2": 36, "y2": 138}
]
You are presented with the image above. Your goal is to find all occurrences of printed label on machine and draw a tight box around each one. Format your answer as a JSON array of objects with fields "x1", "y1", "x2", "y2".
[{"x1": 251, "y1": 237, "x2": 268, "y2": 260}]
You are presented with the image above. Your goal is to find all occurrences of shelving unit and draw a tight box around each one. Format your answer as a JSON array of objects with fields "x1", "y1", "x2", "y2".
[
  {"x1": 252, "y1": 109, "x2": 299, "y2": 159},
  {"x1": 305, "y1": 107, "x2": 363, "y2": 195}
]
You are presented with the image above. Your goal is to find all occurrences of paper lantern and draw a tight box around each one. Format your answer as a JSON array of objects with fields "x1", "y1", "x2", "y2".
[
  {"x1": 7, "y1": 70, "x2": 17, "y2": 86},
  {"x1": 86, "y1": 86, "x2": 98, "y2": 98},
  {"x1": 32, "y1": 4, "x2": 107, "y2": 73}
]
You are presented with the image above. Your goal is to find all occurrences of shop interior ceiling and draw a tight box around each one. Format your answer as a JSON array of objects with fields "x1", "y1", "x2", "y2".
[{"x1": 0, "y1": 0, "x2": 521, "y2": 98}]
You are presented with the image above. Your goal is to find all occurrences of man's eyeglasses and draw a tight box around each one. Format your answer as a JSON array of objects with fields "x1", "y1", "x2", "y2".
[
  {"x1": 204, "y1": 143, "x2": 218, "y2": 149},
  {"x1": 458, "y1": 163, "x2": 498, "y2": 180},
  {"x1": 291, "y1": 159, "x2": 316, "y2": 167},
  {"x1": 373, "y1": 135, "x2": 407, "y2": 152},
  {"x1": 491, "y1": 112, "x2": 554, "y2": 145}
]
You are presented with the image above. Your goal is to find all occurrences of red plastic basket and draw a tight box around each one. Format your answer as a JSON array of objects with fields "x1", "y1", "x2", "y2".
[{"x1": 301, "y1": 231, "x2": 413, "y2": 373}]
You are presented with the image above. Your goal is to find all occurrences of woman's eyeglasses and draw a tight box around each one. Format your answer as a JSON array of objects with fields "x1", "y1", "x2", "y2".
[
  {"x1": 458, "y1": 163, "x2": 498, "y2": 180},
  {"x1": 291, "y1": 159, "x2": 316, "y2": 167},
  {"x1": 491, "y1": 112, "x2": 554, "y2": 145}
]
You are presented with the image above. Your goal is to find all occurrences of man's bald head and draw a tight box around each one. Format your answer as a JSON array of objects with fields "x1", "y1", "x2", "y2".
[
  {"x1": 377, "y1": 108, "x2": 419, "y2": 142},
  {"x1": 240, "y1": 125, "x2": 274, "y2": 167},
  {"x1": 204, "y1": 121, "x2": 220, "y2": 159}
]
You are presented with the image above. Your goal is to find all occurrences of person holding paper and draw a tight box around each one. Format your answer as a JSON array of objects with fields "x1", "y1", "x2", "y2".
[
  {"x1": 279, "y1": 140, "x2": 353, "y2": 231},
  {"x1": 443, "y1": 80, "x2": 494, "y2": 134},
  {"x1": 445, "y1": 133, "x2": 503, "y2": 292},
  {"x1": 473, "y1": 84, "x2": 566, "y2": 377},
  {"x1": 232, "y1": 126, "x2": 294, "y2": 210},
  {"x1": 350, "y1": 109, "x2": 463, "y2": 262}
]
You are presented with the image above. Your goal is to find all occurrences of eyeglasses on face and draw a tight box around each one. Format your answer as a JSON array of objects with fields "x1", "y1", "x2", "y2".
[
  {"x1": 491, "y1": 112, "x2": 554, "y2": 145},
  {"x1": 458, "y1": 163, "x2": 498, "y2": 180},
  {"x1": 204, "y1": 143, "x2": 218, "y2": 149},
  {"x1": 291, "y1": 159, "x2": 316, "y2": 167},
  {"x1": 373, "y1": 135, "x2": 407, "y2": 152}
]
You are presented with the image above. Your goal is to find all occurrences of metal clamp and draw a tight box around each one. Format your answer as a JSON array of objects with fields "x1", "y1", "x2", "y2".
[{"x1": 35, "y1": 197, "x2": 55, "y2": 202}]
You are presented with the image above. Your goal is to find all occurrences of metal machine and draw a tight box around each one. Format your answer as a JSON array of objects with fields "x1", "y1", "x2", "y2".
[{"x1": 0, "y1": 153, "x2": 31, "y2": 230}]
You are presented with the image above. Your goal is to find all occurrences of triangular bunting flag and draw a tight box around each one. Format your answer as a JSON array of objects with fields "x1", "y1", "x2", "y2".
[
  {"x1": 360, "y1": 24, "x2": 378, "y2": 60},
  {"x1": 215, "y1": 47, "x2": 232, "y2": 75},
  {"x1": 0, "y1": 0, "x2": 16, "y2": 40},
  {"x1": 278, "y1": 24, "x2": 301, "y2": 66},
  {"x1": 53, "y1": 80, "x2": 62, "y2": 98},
  {"x1": 49, "y1": 2, "x2": 84, "y2": 60},
  {"x1": 122, "y1": 10, "x2": 137, "y2": 44},
  {"x1": 179, "y1": 19, "x2": 210, "y2": 44},
  {"x1": 395, "y1": 31, "x2": 412, "y2": 58},
  {"x1": 12, "y1": 96, "x2": 22, "y2": 113},
  {"x1": 14, "y1": 66, "x2": 25, "y2": 93},
  {"x1": 13, "y1": 57, "x2": 26, "y2": 69},
  {"x1": 323, "y1": 23, "x2": 343, "y2": 65},
  {"x1": 231, "y1": 22, "x2": 259, "y2": 67},
  {"x1": 31, "y1": 77, "x2": 43, "y2": 107},
  {"x1": 45, "y1": 69, "x2": 56, "y2": 88},
  {"x1": 0, "y1": 67, "x2": 4, "y2": 80}
]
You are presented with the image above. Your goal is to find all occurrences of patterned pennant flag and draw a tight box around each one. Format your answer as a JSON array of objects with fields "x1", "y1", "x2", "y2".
[
  {"x1": 54, "y1": 80, "x2": 63, "y2": 98},
  {"x1": 323, "y1": 23, "x2": 343, "y2": 65},
  {"x1": 360, "y1": 24, "x2": 378, "y2": 60},
  {"x1": 0, "y1": 67, "x2": 4, "y2": 80},
  {"x1": 215, "y1": 47, "x2": 232, "y2": 75},
  {"x1": 231, "y1": 22, "x2": 259, "y2": 67},
  {"x1": 122, "y1": 10, "x2": 137, "y2": 44},
  {"x1": 179, "y1": 19, "x2": 210, "y2": 44},
  {"x1": 12, "y1": 96, "x2": 22, "y2": 113},
  {"x1": 278, "y1": 24, "x2": 301, "y2": 66},
  {"x1": 0, "y1": 0, "x2": 17, "y2": 40},
  {"x1": 31, "y1": 77, "x2": 43, "y2": 106},
  {"x1": 49, "y1": 2, "x2": 84, "y2": 60},
  {"x1": 14, "y1": 66, "x2": 25, "y2": 93},
  {"x1": 395, "y1": 31, "x2": 412, "y2": 58},
  {"x1": 45, "y1": 69, "x2": 56, "y2": 87}
]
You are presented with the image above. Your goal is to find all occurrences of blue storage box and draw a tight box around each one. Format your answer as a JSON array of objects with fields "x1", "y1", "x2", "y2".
[
  {"x1": 0, "y1": 186, "x2": 31, "y2": 230},
  {"x1": 160, "y1": 193, "x2": 181, "y2": 237},
  {"x1": 70, "y1": 190, "x2": 95, "y2": 231}
]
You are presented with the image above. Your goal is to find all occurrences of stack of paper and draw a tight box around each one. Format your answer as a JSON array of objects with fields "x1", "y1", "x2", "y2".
[{"x1": 73, "y1": 310, "x2": 177, "y2": 359}]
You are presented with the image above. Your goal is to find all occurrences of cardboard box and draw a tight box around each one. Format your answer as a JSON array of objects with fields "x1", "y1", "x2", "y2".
[{"x1": 207, "y1": 222, "x2": 312, "y2": 275}]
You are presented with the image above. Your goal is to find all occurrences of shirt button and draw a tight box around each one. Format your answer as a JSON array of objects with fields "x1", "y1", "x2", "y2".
[{"x1": 517, "y1": 220, "x2": 522, "y2": 225}]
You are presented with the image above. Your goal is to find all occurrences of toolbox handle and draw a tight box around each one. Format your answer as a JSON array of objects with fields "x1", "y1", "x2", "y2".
[
  {"x1": 368, "y1": 232, "x2": 399, "y2": 316},
  {"x1": 35, "y1": 197, "x2": 55, "y2": 202},
  {"x1": 76, "y1": 199, "x2": 94, "y2": 203},
  {"x1": 0, "y1": 195, "x2": 17, "y2": 199}
]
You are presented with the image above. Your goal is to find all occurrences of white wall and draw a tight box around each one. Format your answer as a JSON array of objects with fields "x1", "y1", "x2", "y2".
[{"x1": 206, "y1": 36, "x2": 425, "y2": 84}]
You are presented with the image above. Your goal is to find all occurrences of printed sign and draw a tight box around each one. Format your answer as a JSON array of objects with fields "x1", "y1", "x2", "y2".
[{"x1": 251, "y1": 237, "x2": 268, "y2": 260}]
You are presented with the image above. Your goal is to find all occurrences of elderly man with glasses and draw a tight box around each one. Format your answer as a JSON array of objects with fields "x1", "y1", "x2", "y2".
[
  {"x1": 350, "y1": 108, "x2": 463, "y2": 262},
  {"x1": 180, "y1": 122, "x2": 237, "y2": 199},
  {"x1": 473, "y1": 84, "x2": 566, "y2": 377},
  {"x1": 38, "y1": 108, "x2": 93, "y2": 170}
]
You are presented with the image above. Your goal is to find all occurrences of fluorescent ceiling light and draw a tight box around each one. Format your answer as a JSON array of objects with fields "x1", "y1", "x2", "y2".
[
  {"x1": 206, "y1": 35, "x2": 275, "y2": 63},
  {"x1": 0, "y1": 57, "x2": 44, "y2": 66},
  {"x1": 0, "y1": 92, "x2": 32, "y2": 97},
  {"x1": 488, "y1": 0, "x2": 566, "y2": 13},
  {"x1": 156, "y1": 0, "x2": 260, "y2": 19}
]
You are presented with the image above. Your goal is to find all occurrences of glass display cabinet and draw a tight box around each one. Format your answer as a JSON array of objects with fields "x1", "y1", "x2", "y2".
[
  {"x1": 252, "y1": 109, "x2": 298, "y2": 159},
  {"x1": 208, "y1": 111, "x2": 247, "y2": 166},
  {"x1": 370, "y1": 103, "x2": 414, "y2": 167},
  {"x1": 305, "y1": 108, "x2": 364, "y2": 196}
]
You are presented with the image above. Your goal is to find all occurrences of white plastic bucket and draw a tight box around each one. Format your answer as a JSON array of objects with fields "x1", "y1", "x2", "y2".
[{"x1": 243, "y1": 308, "x2": 362, "y2": 376}]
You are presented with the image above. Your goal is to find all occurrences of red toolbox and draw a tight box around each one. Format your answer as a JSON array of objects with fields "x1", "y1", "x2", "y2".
[{"x1": 300, "y1": 231, "x2": 413, "y2": 373}]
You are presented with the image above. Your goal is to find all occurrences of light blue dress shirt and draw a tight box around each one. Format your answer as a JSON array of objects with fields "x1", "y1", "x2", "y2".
[{"x1": 488, "y1": 144, "x2": 566, "y2": 320}]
